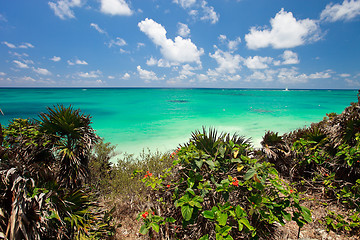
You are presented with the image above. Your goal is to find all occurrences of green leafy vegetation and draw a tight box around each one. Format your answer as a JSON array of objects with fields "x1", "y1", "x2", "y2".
[{"x1": 1, "y1": 93, "x2": 360, "y2": 239}]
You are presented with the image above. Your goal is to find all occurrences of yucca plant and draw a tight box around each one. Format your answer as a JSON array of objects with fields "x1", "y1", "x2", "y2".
[
  {"x1": 188, "y1": 126, "x2": 251, "y2": 157},
  {"x1": 39, "y1": 105, "x2": 99, "y2": 190}
]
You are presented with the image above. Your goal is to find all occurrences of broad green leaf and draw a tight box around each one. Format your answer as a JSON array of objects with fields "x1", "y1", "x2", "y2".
[
  {"x1": 282, "y1": 211, "x2": 291, "y2": 222},
  {"x1": 195, "y1": 160, "x2": 203, "y2": 169},
  {"x1": 139, "y1": 224, "x2": 149, "y2": 235},
  {"x1": 217, "y1": 213, "x2": 228, "y2": 226},
  {"x1": 202, "y1": 210, "x2": 215, "y2": 219},
  {"x1": 300, "y1": 206, "x2": 312, "y2": 223},
  {"x1": 244, "y1": 168, "x2": 256, "y2": 181},
  {"x1": 239, "y1": 218, "x2": 253, "y2": 230},
  {"x1": 181, "y1": 205, "x2": 194, "y2": 221},
  {"x1": 150, "y1": 222, "x2": 160, "y2": 233},
  {"x1": 165, "y1": 217, "x2": 176, "y2": 223},
  {"x1": 198, "y1": 234, "x2": 209, "y2": 240}
]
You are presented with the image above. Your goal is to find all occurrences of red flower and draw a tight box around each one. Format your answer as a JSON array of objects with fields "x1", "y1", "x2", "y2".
[
  {"x1": 143, "y1": 174, "x2": 148, "y2": 178},
  {"x1": 231, "y1": 177, "x2": 239, "y2": 186},
  {"x1": 251, "y1": 202, "x2": 255, "y2": 205},
  {"x1": 325, "y1": 173, "x2": 329, "y2": 177},
  {"x1": 167, "y1": 184, "x2": 171, "y2": 188},
  {"x1": 290, "y1": 189, "x2": 294, "y2": 194},
  {"x1": 142, "y1": 212, "x2": 149, "y2": 219}
]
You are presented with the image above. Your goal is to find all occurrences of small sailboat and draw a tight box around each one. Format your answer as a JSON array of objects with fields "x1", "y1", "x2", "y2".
[{"x1": 284, "y1": 87, "x2": 289, "y2": 91}]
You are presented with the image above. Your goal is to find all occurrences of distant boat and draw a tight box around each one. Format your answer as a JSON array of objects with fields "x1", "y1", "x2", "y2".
[{"x1": 284, "y1": 87, "x2": 289, "y2": 91}]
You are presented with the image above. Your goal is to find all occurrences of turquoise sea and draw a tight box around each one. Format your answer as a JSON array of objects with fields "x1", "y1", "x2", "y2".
[{"x1": 0, "y1": 88, "x2": 357, "y2": 155}]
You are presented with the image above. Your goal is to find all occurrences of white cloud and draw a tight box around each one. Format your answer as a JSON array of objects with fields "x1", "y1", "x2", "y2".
[
  {"x1": 177, "y1": 22, "x2": 191, "y2": 37},
  {"x1": 200, "y1": 1, "x2": 219, "y2": 24},
  {"x1": 78, "y1": 70, "x2": 102, "y2": 78},
  {"x1": 122, "y1": 73, "x2": 130, "y2": 79},
  {"x1": 2, "y1": 41, "x2": 16, "y2": 49},
  {"x1": 209, "y1": 48, "x2": 242, "y2": 73},
  {"x1": 13, "y1": 60, "x2": 29, "y2": 69},
  {"x1": 278, "y1": 68, "x2": 308, "y2": 84},
  {"x1": 247, "y1": 69, "x2": 277, "y2": 82},
  {"x1": 345, "y1": 79, "x2": 360, "y2": 86},
  {"x1": 0, "y1": 72, "x2": 6, "y2": 76},
  {"x1": 75, "y1": 59, "x2": 88, "y2": 65},
  {"x1": 146, "y1": 57, "x2": 158, "y2": 66},
  {"x1": 100, "y1": 0, "x2": 133, "y2": 16},
  {"x1": 320, "y1": 0, "x2": 360, "y2": 22},
  {"x1": 228, "y1": 37, "x2": 241, "y2": 51},
  {"x1": 281, "y1": 50, "x2": 299, "y2": 64},
  {"x1": 68, "y1": 59, "x2": 88, "y2": 65},
  {"x1": 173, "y1": 0, "x2": 196, "y2": 8},
  {"x1": 90, "y1": 23, "x2": 107, "y2": 35},
  {"x1": 218, "y1": 35, "x2": 241, "y2": 51},
  {"x1": 3, "y1": 41, "x2": 34, "y2": 49},
  {"x1": 245, "y1": 8, "x2": 321, "y2": 49},
  {"x1": 18, "y1": 43, "x2": 34, "y2": 49},
  {"x1": 308, "y1": 70, "x2": 332, "y2": 79},
  {"x1": 244, "y1": 56, "x2": 273, "y2": 69},
  {"x1": 48, "y1": 0, "x2": 82, "y2": 20},
  {"x1": 137, "y1": 65, "x2": 159, "y2": 81},
  {"x1": 33, "y1": 67, "x2": 52, "y2": 75},
  {"x1": 339, "y1": 73, "x2": 351, "y2": 77},
  {"x1": 50, "y1": 56, "x2": 61, "y2": 62},
  {"x1": 108, "y1": 37, "x2": 127, "y2": 47},
  {"x1": 138, "y1": 18, "x2": 204, "y2": 64},
  {"x1": 137, "y1": 42, "x2": 145, "y2": 49}
]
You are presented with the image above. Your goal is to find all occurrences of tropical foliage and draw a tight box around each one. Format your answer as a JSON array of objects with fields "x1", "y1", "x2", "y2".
[
  {"x1": 0, "y1": 105, "x2": 114, "y2": 240},
  {"x1": 136, "y1": 128, "x2": 311, "y2": 239}
]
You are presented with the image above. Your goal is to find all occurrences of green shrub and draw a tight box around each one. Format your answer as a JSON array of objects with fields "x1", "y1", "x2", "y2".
[{"x1": 137, "y1": 128, "x2": 311, "y2": 239}]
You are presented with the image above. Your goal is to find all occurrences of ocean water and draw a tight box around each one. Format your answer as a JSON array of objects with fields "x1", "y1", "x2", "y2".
[{"x1": 0, "y1": 88, "x2": 357, "y2": 155}]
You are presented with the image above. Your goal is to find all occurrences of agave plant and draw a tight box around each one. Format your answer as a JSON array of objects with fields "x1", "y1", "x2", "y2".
[
  {"x1": 188, "y1": 126, "x2": 251, "y2": 157},
  {"x1": 39, "y1": 105, "x2": 99, "y2": 190}
]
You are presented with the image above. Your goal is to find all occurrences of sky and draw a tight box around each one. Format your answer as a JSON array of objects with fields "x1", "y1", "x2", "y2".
[{"x1": 0, "y1": 0, "x2": 360, "y2": 89}]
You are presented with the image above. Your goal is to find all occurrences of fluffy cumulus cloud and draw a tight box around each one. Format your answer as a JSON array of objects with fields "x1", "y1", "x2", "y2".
[
  {"x1": 209, "y1": 49, "x2": 242, "y2": 74},
  {"x1": 244, "y1": 56, "x2": 273, "y2": 69},
  {"x1": 200, "y1": 1, "x2": 219, "y2": 24},
  {"x1": 33, "y1": 67, "x2": 52, "y2": 75},
  {"x1": 245, "y1": 9, "x2": 321, "y2": 49},
  {"x1": 219, "y1": 35, "x2": 241, "y2": 51},
  {"x1": 321, "y1": 0, "x2": 360, "y2": 22},
  {"x1": 100, "y1": 0, "x2": 133, "y2": 16},
  {"x1": 137, "y1": 65, "x2": 159, "y2": 81},
  {"x1": 122, "y1": 73, "x2": 130, "y2": 80},
  {"x1": 277, "y1": 68, "x2": 308, "y2": 84},
  {"x1": 281, "y1": 50, "x2": 299, "y2": 65},
  {"x1": 177, "y1": 22, "x2": 191, "y2": 37},
  {"x1": 48, "y1": 0, "x2": 82, "y2": 20},
  {"x1": 138, "y1": 18, "x2": 204, "y2": 64}
]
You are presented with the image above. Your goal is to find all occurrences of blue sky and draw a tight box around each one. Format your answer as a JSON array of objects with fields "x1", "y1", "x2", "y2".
[{"x1": 0, "y1": 0, "x2": 360, "y2": 88}]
